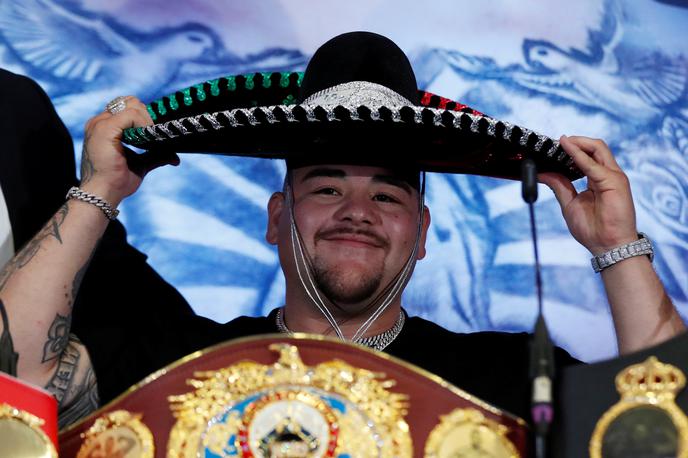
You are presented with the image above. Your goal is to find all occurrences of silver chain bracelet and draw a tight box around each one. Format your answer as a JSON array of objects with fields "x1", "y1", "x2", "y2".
[
  {"x1": 590, "y1": 233, "x2": 654, "y2": 273},
  {"x1": 66, "y1": 186, "x2": 119, "y2": 220}
]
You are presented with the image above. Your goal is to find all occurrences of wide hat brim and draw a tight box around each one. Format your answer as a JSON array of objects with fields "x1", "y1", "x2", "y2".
[{"x1": 122, "y1": 72, "x2": 583, "y2": 181}]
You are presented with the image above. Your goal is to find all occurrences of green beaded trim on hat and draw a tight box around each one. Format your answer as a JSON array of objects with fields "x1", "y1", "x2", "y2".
[
  {"x1": 123, "y1": 126, "x2": 149, "y2": 144},
  {"x1": 144, "y1": 71, "x2": 304, "y2": 124},
  {"x1": 209, "y1": 78, "x2": 221, "y2": 96}
]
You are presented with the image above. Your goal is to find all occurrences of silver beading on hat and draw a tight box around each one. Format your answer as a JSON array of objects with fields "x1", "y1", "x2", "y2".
[
  {"x1": 105, "y1": 96, "x2": 127, "y2": 115},
  {"x1": 302, "y1": 81, "x2": 415, "y2": 108}
]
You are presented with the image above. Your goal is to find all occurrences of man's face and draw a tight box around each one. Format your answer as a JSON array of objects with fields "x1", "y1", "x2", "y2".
[{"x1": 266, "y1": 164, "x2": 430, "y2": 313}]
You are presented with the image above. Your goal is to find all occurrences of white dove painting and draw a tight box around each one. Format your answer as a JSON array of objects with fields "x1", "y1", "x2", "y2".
[{"x1": 0, "y1": 0, "x2": 685, "y2": 362}]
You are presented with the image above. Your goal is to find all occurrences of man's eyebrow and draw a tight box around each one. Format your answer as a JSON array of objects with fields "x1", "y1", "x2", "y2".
[
  {"x1": 299, "y1": 167, "x2": 413, "y2": 194},
  {"x1": 373, "y1": 174, "x2": 413, "y2": 195},
  {"x1": 299, "y1": 167, "x2": 346, "y2": 182}
]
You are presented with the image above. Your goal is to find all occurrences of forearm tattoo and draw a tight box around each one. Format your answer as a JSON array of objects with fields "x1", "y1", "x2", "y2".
[
  {"x1": 57, "y1": 367, "x2": 99, "y2": 428},
  {"x1": 0, "y1": 203, "x2": 69, "y2": 291},
  {"x1": 71, "y1": 259, "x2": 90, "y2": 305},
  {"x1": 80, "y1": 132, "x2": 96, "y2": 184},
  {"x1": 45, "y1": 335, "x2": 80, "y2": 406},
  {"x1": 39, "y1": 254, "x2": 93, "y2": 364},
  {"x1": 41, "y1": 313, "x2": 71, "y2": 363},
  {"x1": 46, "y1": 335, "x2": 100, "y2": 426}
]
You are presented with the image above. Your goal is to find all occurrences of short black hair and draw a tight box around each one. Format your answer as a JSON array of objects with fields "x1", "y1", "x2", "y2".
[{"x1": 285, "y1": 157, "x2": 421, "y2": 191}]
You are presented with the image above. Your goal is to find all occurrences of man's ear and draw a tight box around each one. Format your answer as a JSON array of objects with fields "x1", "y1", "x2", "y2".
[
  {"x1": 266, "y1": 192, "x2": 285, "y2": 245},
  {"x1": 416, "y1": 206, "x2": 431, "y2": 260}
]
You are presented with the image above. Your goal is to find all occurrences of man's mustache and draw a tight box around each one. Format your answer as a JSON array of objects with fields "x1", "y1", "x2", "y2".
[{"x1": 315, "y1": 226, "x2": 389, "y2": 248}]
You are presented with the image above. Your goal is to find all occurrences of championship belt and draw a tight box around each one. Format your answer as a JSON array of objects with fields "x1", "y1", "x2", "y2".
[
  {"x1": 59, "y1": 334, "x2": 528, "y2": 457},
  {"x1": 0, "y1": 371, "x2": 59, "y2": 457},
  {"x1": 555, "y1": 330, "x2": 688, "y2": 458}
]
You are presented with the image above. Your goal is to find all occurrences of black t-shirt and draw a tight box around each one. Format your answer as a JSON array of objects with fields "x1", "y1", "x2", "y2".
[{"x1": 82, "y1": 309, "x2": 578, "y2": 422}]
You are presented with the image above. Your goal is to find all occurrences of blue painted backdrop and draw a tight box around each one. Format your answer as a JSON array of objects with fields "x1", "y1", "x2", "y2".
[{"x1": 1, "y1": 0, "x2": 686, "y2": 362}]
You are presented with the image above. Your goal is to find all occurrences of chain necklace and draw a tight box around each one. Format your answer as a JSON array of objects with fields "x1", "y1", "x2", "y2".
[{"x1": 275, "y1": 307, "x2": 406, "y2": 351}]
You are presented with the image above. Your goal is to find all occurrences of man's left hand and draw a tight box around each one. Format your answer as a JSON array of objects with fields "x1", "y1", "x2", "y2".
[{"x1": 539, "y1": 135, "x2": 638, "y2": 256}]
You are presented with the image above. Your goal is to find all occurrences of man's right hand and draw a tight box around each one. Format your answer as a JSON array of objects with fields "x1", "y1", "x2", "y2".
[{"x1": 79, "y1": 96, "x2": 179, "y2": 207}]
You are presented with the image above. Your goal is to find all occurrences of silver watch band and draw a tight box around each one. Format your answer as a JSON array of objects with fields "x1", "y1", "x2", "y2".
[
  {"x1": 66, "y1": 186, "x2": 120, "y2": 220},
  {"x1": 590, "y1": 233, "x2": 654, "y2": 273}
]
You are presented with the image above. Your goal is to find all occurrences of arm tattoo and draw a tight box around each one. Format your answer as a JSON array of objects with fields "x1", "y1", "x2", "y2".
[
  {"x1": 80, "y1": 132, "x2": 96, "y2": 184},
  {"x1": 58, "y1": 367, "x2": 99, "y2": 428},
  {"x1": 40, "y1": 254, "x2": 93, "y2": 363},
  {"x1": 45, "y1": 334, "x2": 80, "y2": 406},
  {"x1": 0, "y1": 299, "x2": 19, "y2": 375},
  {"x1": 41, "y1": 313, "x2": 71, "y2": 363},
  {"x1": 70, "y1": 255, "x2": 93, "y2": 307},
  {"x1": 0, "y1": 203, "x2": 69, "y2": 291},
  {"x1": 47, "y1": 335, "x2": 100, "y2": 427}
]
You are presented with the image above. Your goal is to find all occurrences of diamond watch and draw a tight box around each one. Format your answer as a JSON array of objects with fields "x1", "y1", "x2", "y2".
[{"x1": 591, "y1": 233, "x2": 654, "y2": 273}]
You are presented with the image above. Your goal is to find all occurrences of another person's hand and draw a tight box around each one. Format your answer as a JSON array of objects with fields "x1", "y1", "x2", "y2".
[
  {"x1": 539, "y1": 136, "x2": 638, "y2": 256},
  {"x1": 79, "y1": 96, "x2": 179, "y2": 207}
]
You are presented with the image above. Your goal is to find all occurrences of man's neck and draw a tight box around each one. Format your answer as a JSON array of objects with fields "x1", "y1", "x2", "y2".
[{"x1": 281, "y1": 298, "x2": 403, "y2": 340}]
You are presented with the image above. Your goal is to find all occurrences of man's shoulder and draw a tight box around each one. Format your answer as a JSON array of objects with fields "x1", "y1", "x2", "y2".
[
  {"x1": 399, "y1": 314, "x2": 580, "y2": 367},
  {"x1": 0, "y1": 69, "x2": 47, "y2": 102},
  {"x1": 216, "y1": 312, "x2": 277, "y2": 338},
  {"x1": 403, "y1": 315, "x2": 531, "y2": 345}
]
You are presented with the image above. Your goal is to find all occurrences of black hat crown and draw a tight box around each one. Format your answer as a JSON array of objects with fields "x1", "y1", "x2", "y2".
[{"x1": 298, "y1": 31, "x2": 419, "y2": 105}]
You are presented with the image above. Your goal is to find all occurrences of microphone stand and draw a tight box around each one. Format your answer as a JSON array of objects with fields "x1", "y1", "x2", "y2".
[{"x1": 522, "y1": 159, "x2": 555, "y2": 458}]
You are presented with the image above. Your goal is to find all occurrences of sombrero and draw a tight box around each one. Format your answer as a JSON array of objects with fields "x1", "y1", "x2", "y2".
[{"x1": 122, "y1": 31, "x2": 583, "y2": 181}]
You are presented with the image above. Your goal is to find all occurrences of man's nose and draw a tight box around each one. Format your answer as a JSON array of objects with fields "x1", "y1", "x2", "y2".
[{"x1": 333, "y1": 194, "x2": 380, "y2": 225}]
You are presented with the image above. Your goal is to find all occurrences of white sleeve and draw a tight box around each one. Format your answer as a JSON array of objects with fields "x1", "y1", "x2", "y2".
[{"x1": 0, "y1": 184, "x2": 14, "y2": 268}]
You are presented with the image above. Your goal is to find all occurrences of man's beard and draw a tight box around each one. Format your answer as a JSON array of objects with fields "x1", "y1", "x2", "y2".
[{"x1": 311, "y1": 255, "x2": 384, "y2": 308}]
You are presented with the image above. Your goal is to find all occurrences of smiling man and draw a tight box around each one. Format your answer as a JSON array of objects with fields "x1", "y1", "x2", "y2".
[
  {"x1": 267, "y1": 163, "x2": 429, "y2": 339},
  {"x1": 0, "y1": 32, "x2": 684, "y2": 427}
]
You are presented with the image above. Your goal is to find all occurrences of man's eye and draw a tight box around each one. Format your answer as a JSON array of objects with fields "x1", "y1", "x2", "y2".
[
  {"x1": 373, "y1": 194, "x2": 398, "y2": 203},
  {"x1": 314, "y1": 187, "x2": 339, "y2": 196}
]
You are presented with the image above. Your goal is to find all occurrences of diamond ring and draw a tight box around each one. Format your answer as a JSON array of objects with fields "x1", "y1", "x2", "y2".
[{"x1": 105, "y1": 96, "x2": 127, "y2": 115}]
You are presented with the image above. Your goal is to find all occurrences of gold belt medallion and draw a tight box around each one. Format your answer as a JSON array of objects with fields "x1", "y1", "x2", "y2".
[
  {"x1": 166, "y1": 343, "x2": 412, "y2": 457},
  {"x1": 76, "y1": 410, "x2": 154, "y2": 458},
  {"x1": 589, "y1": 356, "x2": 688, "y2": 458},
  {"x1": 0, "y1": 402, "x2": 57, "y2": 458},
  {"x1": 424, "y1": 408, "x2": 520, "y2": 458}
]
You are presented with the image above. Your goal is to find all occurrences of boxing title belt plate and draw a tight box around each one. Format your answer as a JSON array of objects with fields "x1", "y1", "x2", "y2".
[
  {"x1": 0, "y1": 371, "x2": 59, "y2": 457},
  {"x1": 59, "y1": 334, "x2": 528, "y2": 457},
  {"x1": 555, "y1": 330, "x2": 688, "y2": 458}
]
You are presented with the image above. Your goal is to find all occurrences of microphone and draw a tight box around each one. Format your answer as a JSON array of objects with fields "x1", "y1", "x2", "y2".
[{"x1": 522, "y1": 159, "x2": 555, "y2": 458}]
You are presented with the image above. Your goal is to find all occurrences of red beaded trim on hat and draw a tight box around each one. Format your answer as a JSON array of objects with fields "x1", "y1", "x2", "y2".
[{"x1": 418, "y1": 90, "x2": 484, "y2": 116}]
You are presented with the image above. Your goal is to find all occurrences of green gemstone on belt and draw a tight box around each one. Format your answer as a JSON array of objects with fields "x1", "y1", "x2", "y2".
[
  {"x1": 147, "y1": 105, "x2": 157, "y2": 122},
  {"x1": 283, "y1": 94, "x2": 296, "y2": 105},
  {"x1": 168, "y1": 94, "x2": 179, "y2": 111},
  {"x1": 182, "y1": 88, "x2": 193, "y2": 106},
  {"x1": 245, "y1": 74, "x2": 255, "y2": 90},
  {"x1": 156, "y1": 99, "x2": 167, "y2": 116},
  {"x1": 209, "y1": 78, "x2": 221, "y2": 96},
  {"x1": 227, "y1": 76, "x2": 236, "y2": 91},
  {"x1": 296, "y1": 72, "x2": 304, "y2": 86},
  {"x1": 194, "y1": 83, "x2": 206, "y2": 101},
  {"x1": 279, "y1": 72, "x2": 290, "y2": 88}
]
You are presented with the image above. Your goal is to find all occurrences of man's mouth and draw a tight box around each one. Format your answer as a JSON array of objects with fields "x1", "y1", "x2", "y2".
[{"x1": 316, "y1": 229, "x2": 387, "y2": 249}]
